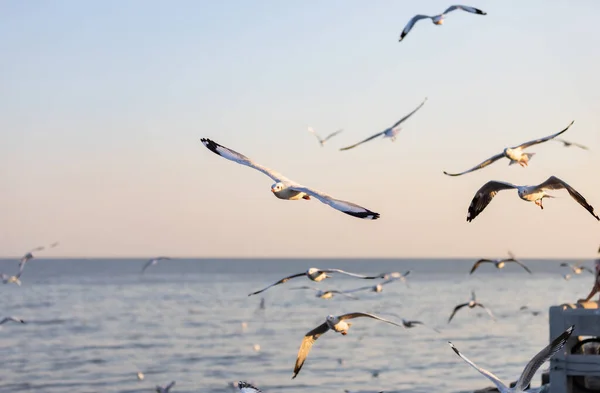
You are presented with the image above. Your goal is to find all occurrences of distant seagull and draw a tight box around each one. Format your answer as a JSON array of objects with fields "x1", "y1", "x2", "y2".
[
  {"x1": 252, "y1": 344, "x2": 261, "y2": 352},
  {"x1": 0, "y1": 317, "x2": 25, "y2": 326},
  {"x1": 248, "y1": 267, "x2": 382, "y2": 296},
  {"x1": 399, "y1": 5, "x2": 486, "y2": 42},
  {"x1": 562, "y1": 273, "x2": 572, "y2": 281},
  {"x1": 519, "y1": 306, "x2": 541, "y2": 317},
  {"x1": 554, "y1": 138, "x2": 589, "y2": 150},
  {"x1": 156, "y1": 381, "x2": 176, "y2": 393},
  {"x1": 448, "y1": 325, "x2": 574, "y2": 393},
  {"x1": 344, "y1": 277, "x2": 402, "y2": 294},
  {"x1": 448, "y1": 291, "x2": 495, "y2": 323},
  {"x1": 443, "y1": 121, "x2": 574, "y2": 177},
  {"x1": 560, "y1": 262, "x2": 593, "y2": 275},
  {"x1": 49, "y1": 241, "x2": 60, "y2": 248},
  {"x1": 401, "y1": 318, "x2": 441, "y2": 333},
  {"x1": 201, "y1": 138, "x2": 380, "y2": 220},
  {"x1": 137, "y1": 372, "x2": 145, "y2": 380},
  {"x1": 1, "y1": 272, "x2": 22, "y2": 286},
  {"x1": 308, "y1": 126, "x2": 344, "y2": 147},
  {"x1": 292, "y1": 312, "x2": 403, "y2": 378},
  {"x1": 466, "y1": 176, "x2": 599, "y2": 222},
  {"x1": 339, "y1": 98, "x2": 427, "y2": 151},
  {"x1": 469, "y1": 252, "x2": 532, "y2": 274},
  {"x1": 141, "y1": 256, "x2": 171, "y2": 274},
  {"x1": 291, "y1": 286, "x2": 358, "y2": 300},
  {"x1": 380, "y1": 270, "x2": 411, "y2": 282},
  {"x1": 238, "y1": 381, "x2": 261, "y2": 393}
]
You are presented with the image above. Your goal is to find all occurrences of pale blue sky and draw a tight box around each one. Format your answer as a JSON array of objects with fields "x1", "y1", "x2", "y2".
[{"x1": 1, "y1": 0, "x2": 599, "y2": 258}]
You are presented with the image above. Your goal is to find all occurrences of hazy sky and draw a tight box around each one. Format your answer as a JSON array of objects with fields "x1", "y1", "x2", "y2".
[{"x1": 1, "y1": 0, "x2": 599, "y2": 259}]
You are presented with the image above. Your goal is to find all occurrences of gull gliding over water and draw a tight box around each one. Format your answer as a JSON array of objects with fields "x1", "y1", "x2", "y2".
[
  {"x1": 292, "y1": 312, "x2": 403, "y2": 379},
  {"x1": 448, "y1": 291, "x2": 495, "y2": 323},
  {"x1": 339, "y1": 98, "x2": 427, "y2": 151},
  {"x1": 141, "y1": 256, "x2": 172, "y2": 274},
  {"x1": 248, "y1": 268, "x2": 382, "y2": 296},
  {"x1": 443, "y1": 121, "x2": 574, "y2": 176},
  {"x1": 345, "y1": 277, "x2": 403, "y2": 294},
  {"x1": 399, "y1": 5, "x2": 487, "y2": 42},
  {"x1": 448, "y1": 325, "x2": 574, "y2": 393},
  {"x1": 1, "y1": 272, "x2": 22, "y2": 286},
  {"x1": 0, "y1": 317, "x2": 25, "y2": 326},
  {"x1": 307, "y1": 127, "x2": 343, "y2": 147},
  {"x1": 466, "y1": 176, "x2": 600, "y2": 222},
  {"x1": 201, "y1": 138, "x2": 380, "y2": 220},
  {"x1": 291, "y1": 286, "x2": 358, "y2": 300},
  {"x1": 560, "y1": 262, "x2": 593, "y2": 275},
  {"x1": 156, "y1": 381, "x2": 176, "y2": 393},
  {"x1": 469, "y1": 252, "x2": 532, "y2": 274}
]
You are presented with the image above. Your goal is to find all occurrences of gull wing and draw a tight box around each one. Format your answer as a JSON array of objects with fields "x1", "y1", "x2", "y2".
[
  {"x1": 443, "y1": 152, "x2": 505, "y2": 177},
  {"x1": 307, "y1": 127, "x2": 324, "y2": 144},
  {"x1": 554, "y1": 138, "x2": 589, "y2": 150},
  {"x1": 292, "y1": 322, "x2": 330, "y2": 379},
  {"x1": 289, "y1": 186, "x2": 380, "y2": 220},
  {"x1": 330, "y1": 290, "x2": 359, "y2": 299},
  {"x1": 164, "y1": 381, "x2": 176, "y2": 392},
  {"x1": 248, "y1": 272, "x2": 307, "y2": 296},
  {"x1": 399, "y1": 14, "x2": 433, "y2": 41},
  {"x1": 140, "y1": 259, "x2": 157, "y2": 274},
  {"x1": 506, "y1": 259, "x2": 533, "y2": 274},
  {"x1": 321, "y1": 268, "x2": 382, "y2": 279},
  {"x1": 467, "y1": 181, "x2": 518, "y2": 222},
  {"x1": 514, "y1": 325, "x2": 575, "y2": 391},
  {"x1": 514, "y1": 121, "x2": 574, "y2": 150},
  {"x1": 475, "y1": 303, "x2": 497, "y2": 321},
  {"x1": 343, "y1": 285, "x2": 376, "y2": 294},
  {"x1": 443, "y1": 5, "x2": 487, "y2": 15},
  {"x1": 536, "y1": 176, "x2": 599, "y2": 220},
  {"x1": 339, "y1": 131, "x2": 385, "y2": 151},
  {"x1": 239, "y1": 381, "x2": 262, "y2": 393},
  {"x1": 448, "y1": 303, "x2": 469, "y2": 323},
  {"x1": 448, "y1": 342, "x2": 509, "y2": 393},
  {"x1": 338, "y1": 312, "x2": 403, "y2": 328},
  {"x1": 470, "y1": 259, "x2": 494, "y2": 274},
  {"x1": 322, "y1": 129, "x2": 344, "y2": 143},
  {"x1": 389, "y1": 97, "x2": 428, "y2": 128},
  {"x1": 200, "y1": 138, "x2": 290, "y2": 183}
]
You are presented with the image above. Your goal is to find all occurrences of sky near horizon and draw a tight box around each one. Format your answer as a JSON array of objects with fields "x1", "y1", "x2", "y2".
[{"x1": 1, "y1": 0, "x2": 599, "y2": 259}]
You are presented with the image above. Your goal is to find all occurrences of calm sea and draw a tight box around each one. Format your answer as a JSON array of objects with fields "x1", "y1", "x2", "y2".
[{"x1": 0, "y1": 258, "x2": 595, "y2": 393}]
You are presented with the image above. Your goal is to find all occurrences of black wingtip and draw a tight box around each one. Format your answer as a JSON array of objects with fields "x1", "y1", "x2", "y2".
[
  {"x1": 343, "y1": 210, "x2": 380, "y2": 220},
  {"x1": 200, "y1": 138, "x2": 221, "y2": 156}
]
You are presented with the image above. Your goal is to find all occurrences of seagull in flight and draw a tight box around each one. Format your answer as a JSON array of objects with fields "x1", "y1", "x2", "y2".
[
  {"x1": 448, "y1": 291, "x2": 495, "y2": 323},
  {"x1": 399, "y1": 5, "x2": 487, "y2": 42},
  {"x1": 554, "y1": 138, "x2": 589, "y2": 150},
  {"x1": 291, "y1": 286, "x2": 358, "y2": 300},
  {"x1": 560, "y1": 262, "x2": 593, "y2": 275},
  {"x1": 238, "y1": 381, "x2": 261, "y2": 393},
  {"x1": 201, "y1": 138, "x2": 380, "y2": 220},
  {"x1": 339, "y1": 98, "x2": 427, "y2": 151},
  {"x1": 344, "y1": 277, "x2": 403, "y2": 294},
  {"x1": 1, "y1": 272, "x2": 22, "y2": 286},
  {"x1": 156, "y1": 381, "x2": 176, "y2": 393},
  {"x1": 443, "y1": 121, "x2": 574, "y2": 176},
  {"x1": 0, "y1": 316, "x2": 25, "y2": 326},
  {"x1": 248, "y1": 268, "x2": 382, "y2": 296},
  {"x1": 400, "y1": 318, "x2": 441, "y2": 333},
  {"x1": 448, "y1": 325, "x2": 574, "y2": 393},
  {"x1": 466, "y1": 176, "x2": 599, "y2": 222},
  {"x1": 141, "y1": 256, "x2": 171, "y2": 274},
  {"x1": 18, "y1": 245, "x2": 45, "y2": 272},
  {"x1": 307, "y1": 126, "x2": 343, "y2": 147},
  {"x1": 469, "y1": 252, "x2": 532, "y2": 274},
  {"x1": 292, "y1": 312, "x2": 403, "y2": 378}
]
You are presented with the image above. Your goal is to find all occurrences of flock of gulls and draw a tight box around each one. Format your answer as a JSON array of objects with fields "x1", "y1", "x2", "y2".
[{"x1": 2, "y1": 3, "x2": 598, "y2": 393}]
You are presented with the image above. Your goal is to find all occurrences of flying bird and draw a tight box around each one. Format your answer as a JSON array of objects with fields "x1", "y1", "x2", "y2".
[
  {"x1": 401, "y1": 318, "x2": 441, "y2": 333},
  {"x1": 292, "y1": 312, "x2": 403, "y2": 378},
  {"x1": 560, "y1": 262, "x2": 593, "y2": 275},
  {"x1": 339, "y1": 98, "x2": 427, "y2": 151},
  {"x1": 519, "y1": 306, "x2": 541, "y2": 317},
  {"x1": 248, "y1": 268, "x2": 382, "y2": 296},
  {"x1": 156, "y1": 381, "x2": 176, "y2": 393},
  {"x1": 201, "y1": 138, "x2": 380, "y2": 220},
  {"x1": 18, "y1": 245, "x2": 45, "y2": 272},
  {"x1": 291, "y1": 286, "x2": 359, "y2": 300},
  {"x1": 554, "y1": 138, "x2": 589, "y2": 150},
  {"x1": 238, "y1": 381, "x2": 261, "y2": 393},
  {"x1": 399, "y1": 5, "x2": 487, "y2": 42},
  {"x1": 448, "y1": 325, "x2": 574, "y2": 393},
  {"x1": 443, "y1": 121, "x2": 574, "y2": 176},
  {"x1": 0, "y1": 316, "x2": 25, "y2": 326},
  {"x1": 466, "y1": 176, "x2": 599, "y2": 222},
  {"x1": 307, "y1": 126, "x2": 343, "y2": 147},
  {"x1": 141, "y1": 256, "x2": 171, "y2": 274},
  {"x1": 469, "y1": 252, "x2": 532, "y2": 274},
  {"x1": 344, "y1": 277, "x2": 403, "y2": 294},
  {"x1": 448, "y1": 291, "x2": 495, "y2": 323},
  {"x1": 1, "y1": 272, "x2": 22, "y2": 286}
]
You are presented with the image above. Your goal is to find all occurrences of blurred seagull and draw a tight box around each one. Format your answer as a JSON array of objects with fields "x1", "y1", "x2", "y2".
[
  {"x1": 399, "y1": 5, "x2": 487, "y2": 42},
  {"x1": 444, "y1": 121, "x2": 574, "y2": 176},
  {"x1": 554, "y1": 138, "x2": 588, "y2": 150},
  {"x1": 248, "y1": 268, "x2": 382, "y2": 296},
  {"x1": 141, "y1": 256, "x2": 171, "y2": 274},
  {"x1": 448, "y1": 325, "x2": 574, "y2": 393},
  {"x1": 562, "y1": 273, "x2": 572, "y2": 281},
  {"x1": 156, "y1": 381, "x2": 175, "y2": 393},
  {"x1": 469, "y1": 252, "x2": 532, "y2": 274},
  {"x1": 18, "y1": 245, "x2": 45, "y2": 272},
  {"x1": 560, "y1": 262, "x2": 593, "y2": 275},
  {"x1": 344, "y1": 277, "x2": 402, "y2": 294},
  {"x1": 466, "y1": 176, "x2": 599, "y2": 222},
  {"x1": 136, "y1": 371, "x2": 144, "y2": 380},
  {"x1": 0, "y1": 317, "x2": 25, "y2": 326},
  {"x1": 238, "y1": 381, "x2": 261, "y2": 393},
  {"x1": 401, "y1": 318, "x2": 441, "y2": 333},
  {"x1": 339, "y1": 98, "x2": 427, "y2": 151},
  {"x1": 1, "y1": 272, "x2": 22, "y2": 286},
  {"x1": 292, "y1": 312, "x2": 403, "y2": 378},
  {"x1": 201, "y1": 138, "x2": 380, "y2": 220},
  {"x1": 291, "y1": 286, "x2": 358, "y2": 300},
  {"x1": 380, "y1": 270, "x2": 411, "y2": 282},
  {"x1": 308, "y1": 126, "x2": 343, "y2": 147},
  {"x1": 448, "y1": 291, "x2": 495, "y2": 323}
]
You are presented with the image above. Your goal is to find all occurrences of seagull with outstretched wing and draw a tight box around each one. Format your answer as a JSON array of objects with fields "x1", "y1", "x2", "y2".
[
  {"x1": 308, "y1": 127, "x2": 343, "y2": 147},
  {"x1": 470, "y1": 252, "x2": 532, "y2": 274},
  {"x1": 339, "y1": 98, "x2": 427, "y2": 151},
  {"x1": 155, "y1": 381, "x2": 175, "y2": 393},
  {"x1": 448, "y1": 291, "x2": 495, "y2": 323},
  {"x1": 399, "y1": 5, "x2": 487, "y2": 42},
  {"x1": 444, "y1": 121, "x2": 574, "y2": 176},
  {"x1": 141, "y1": 256, "x2": 171, "y2": 274},
  {"x1": 291, "y1": 286, "x2": 358, "y2": 300}
]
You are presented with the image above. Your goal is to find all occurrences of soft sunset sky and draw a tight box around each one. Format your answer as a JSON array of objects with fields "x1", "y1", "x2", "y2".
[{"x1": 1, "y1": 0, "x2": 599, "y2": 259}]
